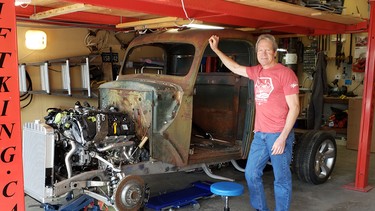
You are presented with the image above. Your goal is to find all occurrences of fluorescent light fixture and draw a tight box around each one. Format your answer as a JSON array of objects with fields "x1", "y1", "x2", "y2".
[
  {"x1": 25, "y1": 30, "x2": 47, "y2": 50},
  {"x1": 15, "y1": 0, "x2": 31, "y2": 6},
  {"x1": 183, "y1": 23, "x2": 224, "y2": 30},
  {"x1": 277, "y1": 48, "x2": 288, "y2": 52}
]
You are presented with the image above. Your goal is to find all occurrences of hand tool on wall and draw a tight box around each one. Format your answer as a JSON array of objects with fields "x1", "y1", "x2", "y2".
[
  {"x1": 335, "y1": 34, "x2": 344, "y2": 68},
  {"x1": 348, "y1": 33, "x2": 353, "y2": 64}
]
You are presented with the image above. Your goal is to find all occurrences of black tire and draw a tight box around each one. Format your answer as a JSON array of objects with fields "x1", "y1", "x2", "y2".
[
  {"x1": 292, "y1": 131, "x2": 315, "y2": 181},
  {"x1": 292, "y1": 130, "x2": 337, "y2": 184}
]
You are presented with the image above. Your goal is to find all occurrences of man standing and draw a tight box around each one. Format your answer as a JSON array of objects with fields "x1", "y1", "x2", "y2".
[{"x1": 209, "y1": 34, "x2": 300, "y2": 211}]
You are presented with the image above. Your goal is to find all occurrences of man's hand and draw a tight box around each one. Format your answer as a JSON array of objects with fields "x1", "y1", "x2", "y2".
[
  {"x1": 271, "y1": 137, "x2": 286, "y2": 155},
  {"x1": 209, "y1": 35, "x2": 219, "y2": 51},
  {"x1": 207, "y1": 35, "x2": 247, "y2": 77}
]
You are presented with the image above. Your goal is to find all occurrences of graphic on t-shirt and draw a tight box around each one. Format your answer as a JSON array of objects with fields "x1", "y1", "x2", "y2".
[
  {"x1": 290, "y1": 83, "x2": 299, "y2": 88},
  {"x1": 255, "y1": 77, "x2": 274, "y2": 105}
]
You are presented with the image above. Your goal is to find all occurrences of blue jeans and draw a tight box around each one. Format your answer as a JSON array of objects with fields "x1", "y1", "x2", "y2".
[{"x1": 245, "y1": 131, "x2": 294, "y2": 211}]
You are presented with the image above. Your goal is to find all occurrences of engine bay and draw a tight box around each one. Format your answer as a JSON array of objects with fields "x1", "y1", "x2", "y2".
[{"x1": 23, "y1": 101, "x2": 150, "y2": 210}]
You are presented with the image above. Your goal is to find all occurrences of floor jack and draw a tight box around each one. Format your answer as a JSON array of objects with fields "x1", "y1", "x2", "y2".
[{"x1": 43, "y1": 194, "x2": 100, "y2": 211}]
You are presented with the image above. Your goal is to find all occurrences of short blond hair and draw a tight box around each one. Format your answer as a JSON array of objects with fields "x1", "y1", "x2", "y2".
[{"x1": 255, "y1": 34, "x2": 278, "y2": 52}]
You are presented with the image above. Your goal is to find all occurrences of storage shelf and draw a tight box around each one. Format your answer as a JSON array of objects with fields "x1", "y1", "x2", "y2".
[
  {"x1": 226, "y1": 0, "x2": 365, "y2": 25},
  {"x1": 321, "y1": 126, "x2": 347, "y2": 134},
  {"x1": 324, "y1": 96, "x2": 349, "y2": 104}
]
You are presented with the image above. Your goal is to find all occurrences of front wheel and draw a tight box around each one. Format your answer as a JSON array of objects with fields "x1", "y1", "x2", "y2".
[
  {"x1": 292, "y1": 130, "x2": 337, "y2": 184},
  {"x1": 114, "y1": 175, "x2": 146, "y2": 211}
]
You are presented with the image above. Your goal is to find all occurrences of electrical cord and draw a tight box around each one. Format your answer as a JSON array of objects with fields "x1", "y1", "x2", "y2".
[
  {"x1": 84, "y1": 29, "x2": 110, "y2": 53},
  {"x1": 48, "y1": 67, "x2": 61, "y2": 72},
  {"x1": 179, "y1": 0, "x2": 195, "y2": 26},
  {"x1": 21, "y1": 94, "x2": 33, "y2": 109},
  {"x1": 20, "y1": 70, "x2": 32, "y2": 100},
  {"x1": 180, "y1": 0, "x2": 191, "y2": 21},
  {"x1": 20, "y1": 69, "x2": 34, "y2": 109}
]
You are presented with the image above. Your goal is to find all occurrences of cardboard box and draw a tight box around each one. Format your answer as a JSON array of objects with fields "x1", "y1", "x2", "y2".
[{"x1": 346, "y1": 98, "x2": 375, "y2": 152}]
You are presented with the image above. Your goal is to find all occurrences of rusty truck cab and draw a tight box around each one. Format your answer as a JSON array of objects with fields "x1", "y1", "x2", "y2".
[{"x1": 100, "y1": 29, "x2": 256, "y2": 167}]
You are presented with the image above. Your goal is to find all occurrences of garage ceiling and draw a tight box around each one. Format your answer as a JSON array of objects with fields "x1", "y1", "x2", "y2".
[{"x1": 15, "y1": 0, "x2": 368, "y2": 35}]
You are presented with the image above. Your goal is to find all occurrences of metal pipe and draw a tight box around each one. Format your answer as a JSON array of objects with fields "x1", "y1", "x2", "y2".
[
  {"x1": 73, "y1": 117, "x2": 86, "y2": 145},
  {"x1": 122, "y1": 149, "x2": 132, "y2": 161},
  {"x1": 65, "y1": 140, "x2": 77, "y2": 178},
  {"x1": 230, "y1": 160, "x2": 245, "y2": 173},
  {"x1": 96, "y1": 141, "x2": 135, "y2": 152},
  {"x1": 201, "y1": 164, "x2": 234, "y2": 181},
  {"x1": 90, "y1": 152, "x2": 121, "y2": 172}
]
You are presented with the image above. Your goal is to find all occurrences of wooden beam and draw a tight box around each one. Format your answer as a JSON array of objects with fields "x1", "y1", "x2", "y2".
[
  {"x1": 16, "y1": 5, "x2": 134, "y2": 27},
  {"x1": 133, "y1": 20, "x2": 202, "y2": 30},
  {"x1": 30, "y1": 3, "x2": 90, "y2": 20}
]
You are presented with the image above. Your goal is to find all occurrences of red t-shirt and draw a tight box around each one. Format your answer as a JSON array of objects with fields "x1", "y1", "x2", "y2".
[{"x1": 246, "y1": 64, "x2": 299, "y2": 132}]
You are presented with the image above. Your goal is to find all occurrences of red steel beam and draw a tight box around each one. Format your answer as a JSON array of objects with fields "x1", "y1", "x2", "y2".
[
  {"x1": 353, "y1": 0, "x2": 375, "y2": 191},
  {"x1": 62, "y1": 0, "x2": 355, "y2": 34},
  {"x1": 344, "y1": 0, "x2": 375, "y2": 192},
  {"x1": 0, "y1": 0, "x2": 26, "y2": 209},
  {"x1": 314, "y1": 20, "x2": 369, "y2": 35},
  {"x1": 12, "y1": 0, "x2": 367, "y2": 34}
]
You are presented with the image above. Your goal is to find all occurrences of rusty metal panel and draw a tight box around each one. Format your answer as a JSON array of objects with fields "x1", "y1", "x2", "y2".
[{"x1": 99, "y1": 79, "x2": 193, "y2": 166}]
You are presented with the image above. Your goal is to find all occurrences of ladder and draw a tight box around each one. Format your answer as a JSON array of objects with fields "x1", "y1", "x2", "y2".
[{"x1": 19, "y1": 55, "x2": 99, "y2": 98}]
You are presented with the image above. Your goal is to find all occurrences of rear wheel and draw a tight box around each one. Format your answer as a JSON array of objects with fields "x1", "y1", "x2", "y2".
[{"x1": 292, "y1": 130, "x2": 337, "y2": 184}]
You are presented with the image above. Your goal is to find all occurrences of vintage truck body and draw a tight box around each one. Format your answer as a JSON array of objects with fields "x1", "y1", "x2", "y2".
[
  {"x1": 23, "y1": 29, "x2": 336, "y2": 210},
  {"x1": 100, "y1": 29, "x2": 255, "y2": 167}
]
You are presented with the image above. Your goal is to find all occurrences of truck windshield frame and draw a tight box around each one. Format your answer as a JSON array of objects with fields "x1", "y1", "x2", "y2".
[{"x1": 122, "y1": 43, "x2": 195, "y2": 76}]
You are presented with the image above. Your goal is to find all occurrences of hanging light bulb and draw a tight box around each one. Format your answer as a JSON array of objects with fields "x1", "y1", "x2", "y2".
[{"x1": 25, "y1": 30, "x2": 47, "y2": 50}]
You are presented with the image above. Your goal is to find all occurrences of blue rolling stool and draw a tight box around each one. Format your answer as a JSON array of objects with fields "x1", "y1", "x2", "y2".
[{"x1": 210, "y1": 181, "x2": 244, "y2": 211}]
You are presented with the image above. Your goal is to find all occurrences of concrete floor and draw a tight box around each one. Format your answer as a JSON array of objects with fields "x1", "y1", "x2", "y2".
[{"x1": 25, "y1": 144, "x2": 375, "y2": 211}]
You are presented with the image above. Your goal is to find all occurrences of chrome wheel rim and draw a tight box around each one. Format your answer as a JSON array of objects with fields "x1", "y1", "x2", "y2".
[{"x1": 314, "y1": 139, "x2": 336, "y2": 179}]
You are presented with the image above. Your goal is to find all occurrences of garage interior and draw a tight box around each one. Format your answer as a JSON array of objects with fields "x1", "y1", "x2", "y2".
[{"x1": 2, "y1": 0, "x2": 375, "y2": 210}]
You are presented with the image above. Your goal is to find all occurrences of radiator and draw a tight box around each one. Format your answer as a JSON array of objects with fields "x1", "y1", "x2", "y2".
[{"x1": 22, "y1": 120, "x2": 55, "y2": 203}]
